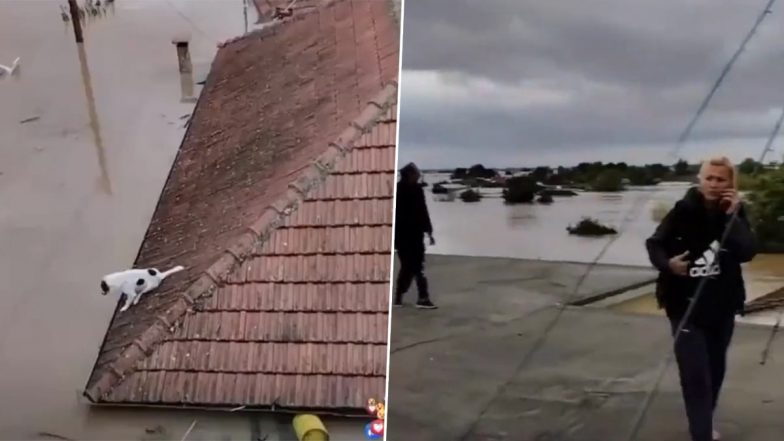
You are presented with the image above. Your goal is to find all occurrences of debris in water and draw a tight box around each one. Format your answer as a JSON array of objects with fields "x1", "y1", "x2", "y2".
[
  {"x1": 19, "y1": 116, "x2": 40, "y2": 124},
  {"x1": 141, "y1": 424, "x2": 169, "y2": 441},
  {"x1": 36, "y1": 432, "x2": 75, "y2": 441},
  {"x1": 145, "y1": 425, "x2": 165, "y2": 434},
  {"x1": 60, "y1": 9, "x2": 70, "y2": 22},
  {"x1": 180, "y1": 420, "x2": 198, "y2": 441},
  {"x1": 567, "y1": 217, "x2": 618, "y2": 236},
  {"x1": 0, "y1": 57, "x2": 20, "y2": 77}
]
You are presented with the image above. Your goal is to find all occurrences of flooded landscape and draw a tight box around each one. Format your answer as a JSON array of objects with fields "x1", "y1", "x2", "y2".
[
  {"x1": 3, "y1": 0, "x2": 784, "y2": 438},
  {"x1": 421, "y1": 172, "x2": 784, "y2": 311},
  {"x1": 0, "y1": 1, "x2": 365, "y2": 439},
  {"x1": 423, "y1": 173, "x2": 689, "y2": 266}
]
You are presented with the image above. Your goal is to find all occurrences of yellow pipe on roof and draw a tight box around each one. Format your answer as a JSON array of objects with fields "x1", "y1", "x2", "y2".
[{"x1": 292, "y1": 414, "x2": 329, "y2": 441}]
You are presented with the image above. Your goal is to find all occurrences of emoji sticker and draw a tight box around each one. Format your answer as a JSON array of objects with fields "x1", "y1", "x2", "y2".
[
  {"x1": 370, "y1": 419, "x2": 384, "y2": 436},
  {"x1": 366, "y1": 398, "x2": 378, "y2": 416},
  {"x1": 363, "y1": 397, "x2": 386, "y2": 439},
  {"x1": 364, "y1": 421, "x2": 381, "y2": 439}
]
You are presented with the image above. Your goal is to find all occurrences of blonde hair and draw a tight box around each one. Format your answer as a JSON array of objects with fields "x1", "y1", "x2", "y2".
[{"x1": 698, "y1": 156, "x2": 737, "y2": 188}]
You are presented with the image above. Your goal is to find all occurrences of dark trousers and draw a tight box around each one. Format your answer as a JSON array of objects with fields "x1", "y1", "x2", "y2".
[
  {"x1": 394, "y1": 244, "x2": 429, "y2": 302},
  {"x1": 669, "y1": 316, "x2": 735, "y2": 441}
]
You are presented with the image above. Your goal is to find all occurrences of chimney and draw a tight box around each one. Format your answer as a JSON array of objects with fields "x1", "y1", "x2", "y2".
[
  {"x1": 172, "y1": 34, "x2": 197, "y2": 103},
  {"x1": 172, "y1": 36, "x2": 193, "y2": 74}
]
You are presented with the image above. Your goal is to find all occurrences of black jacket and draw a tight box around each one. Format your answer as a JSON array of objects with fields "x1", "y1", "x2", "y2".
[
  {"x1": 645, "y1": 187, "x2": 757, "y2": 325},
  {"x1": 394, "y1": 182, "x2": 433, "y2": 250}
]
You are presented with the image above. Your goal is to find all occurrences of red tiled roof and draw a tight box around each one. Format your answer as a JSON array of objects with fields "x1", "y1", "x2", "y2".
[
  {"x1": 744, "y1": 287, "x2": 784, "y2": 314},
  {"x1": 84, "y1": 0, "x2": 398, "y2": 414}
]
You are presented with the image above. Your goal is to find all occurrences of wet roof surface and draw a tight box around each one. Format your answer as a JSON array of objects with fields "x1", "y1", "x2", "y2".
[{"x1": 85, "y1": 0, "x2": 398, "y2": 412}]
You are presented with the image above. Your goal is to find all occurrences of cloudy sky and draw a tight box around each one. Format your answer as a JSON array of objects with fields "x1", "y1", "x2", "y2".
[{"x1": 397, "y1": 0, "x2": 784, "y2": 169}]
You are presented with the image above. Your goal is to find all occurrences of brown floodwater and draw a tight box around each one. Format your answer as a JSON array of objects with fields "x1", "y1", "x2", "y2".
[{"x1": 0, "y1": 1, "x2": 361, "y2": 439}]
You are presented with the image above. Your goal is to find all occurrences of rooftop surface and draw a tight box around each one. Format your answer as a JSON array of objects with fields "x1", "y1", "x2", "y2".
[
  {"x1": 387, "y1": 254, "x2": 784, "y2": 440},
  {"x1": 84, "y1": 0, "x2": 399, "y2": 414}
]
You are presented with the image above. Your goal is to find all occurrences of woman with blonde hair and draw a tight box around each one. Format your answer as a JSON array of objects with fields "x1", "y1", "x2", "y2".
[{"x1": 645, "y1": 156, "x2": 757, "y2": 441}]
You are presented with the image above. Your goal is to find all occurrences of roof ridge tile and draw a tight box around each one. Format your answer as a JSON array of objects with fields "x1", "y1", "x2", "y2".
[{"x1": 329, "y1": 126, "x2": 363, "y2": 152}]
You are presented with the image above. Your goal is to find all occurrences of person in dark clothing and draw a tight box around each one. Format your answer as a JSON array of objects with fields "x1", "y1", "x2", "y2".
[
  {"x1": 394, "y1": 162, "x2": 437, "y2": 309},
  {"x1": 645, "y1": 156, "x2": 757, "y2": 441}
]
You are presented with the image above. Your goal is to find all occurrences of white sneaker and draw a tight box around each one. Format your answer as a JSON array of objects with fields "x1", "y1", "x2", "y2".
[{"x1": 713, "y1": 429, "x2": 721, "y2": 440}]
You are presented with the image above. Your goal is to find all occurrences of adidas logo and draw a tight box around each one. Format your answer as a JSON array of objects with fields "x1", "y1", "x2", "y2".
[{"x1": 689, "y1": 240, "x2": 721, "y2": 278}]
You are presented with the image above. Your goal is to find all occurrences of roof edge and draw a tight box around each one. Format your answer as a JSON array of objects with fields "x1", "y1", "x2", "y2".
[
  {"x1": 84, "y1": 82, "x2": 398, "y2": 403},
  {"x1": 83, "y1": 400, "x2": 373, "y2": 418}
]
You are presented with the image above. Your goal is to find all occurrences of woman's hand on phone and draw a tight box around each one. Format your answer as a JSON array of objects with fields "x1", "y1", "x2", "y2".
[{"x1": 721, "y1": 189, "x2": 741, "y2": 214}]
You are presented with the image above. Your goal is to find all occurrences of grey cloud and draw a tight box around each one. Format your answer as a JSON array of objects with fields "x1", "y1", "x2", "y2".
[
  {"x1": 402, "y1": 0, "x2": 779, "y2": 88},
  {"x1": 399, "y1": 0, "x2": 784, "y2": 168}
]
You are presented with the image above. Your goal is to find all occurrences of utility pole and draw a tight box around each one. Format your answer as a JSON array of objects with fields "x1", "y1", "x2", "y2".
[
  {"x1": 67, "y1": 0, "x2": 84, "y2": 43},
  {"x1": 243, "y1": 0, "x2": 249, "y2": 34}
]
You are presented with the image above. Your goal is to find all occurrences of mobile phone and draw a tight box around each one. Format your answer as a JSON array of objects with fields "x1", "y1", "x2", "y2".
[{"x1": 719, "y1": 181, "x2": 735, "y2": 211}]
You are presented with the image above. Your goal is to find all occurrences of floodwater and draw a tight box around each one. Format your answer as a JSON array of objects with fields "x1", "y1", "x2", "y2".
[
  {"x1": 424, "y1": 173, "x2": 686, "y2": 266},
  {"x1": 423, "y1": 173, "x2": 784, "y2": 307},
  {"x1": 0, "y1": 1, "x2": 359, "y2": 439}
]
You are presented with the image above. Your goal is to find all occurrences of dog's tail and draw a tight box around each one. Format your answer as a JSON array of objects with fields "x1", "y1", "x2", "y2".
[{"x1": 160, "y1": 265, "x2": 185, "y2": 279}]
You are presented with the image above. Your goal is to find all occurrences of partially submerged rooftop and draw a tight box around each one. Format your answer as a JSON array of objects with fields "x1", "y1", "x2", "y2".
[{"x1": 84, "y1": 0, "x2": 398, "y2": 414}]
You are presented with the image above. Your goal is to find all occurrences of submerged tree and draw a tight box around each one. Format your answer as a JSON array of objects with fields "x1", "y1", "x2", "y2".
[
  {"x1": 503, "y1": 176, "x2": 537, "y2": 204},
  {"x1": 674, "y1": 159, "x2": 691, "y2": 176},
  {"x1": 451, "y1": 164, "x2": 497, "y2": 180},
  {"x1": 567, "y1": 218, "x2": 618, "y2": 236},
  {"x1": 591, "y1": 169, "x2": 625, "y2": 192},
  {"x1": 460, "y1": 189, "x2": 482, "y2": 203}
]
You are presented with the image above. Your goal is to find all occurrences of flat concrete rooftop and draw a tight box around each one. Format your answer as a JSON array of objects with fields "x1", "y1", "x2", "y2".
[{"x1": 387, "y1": 254, "x2": 784, "y2": 441}]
